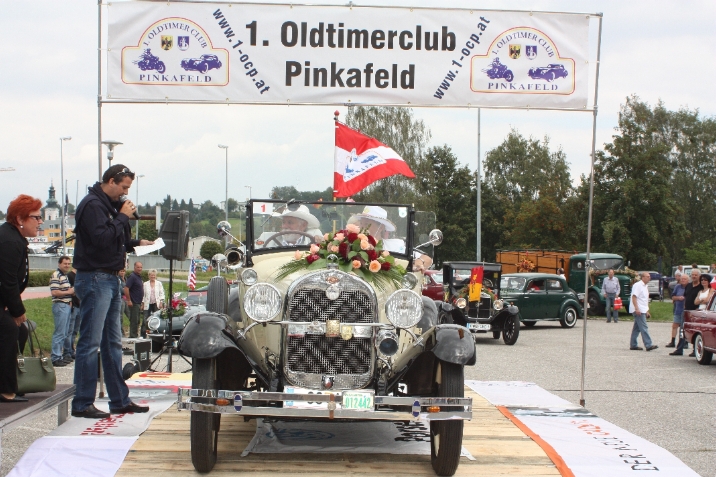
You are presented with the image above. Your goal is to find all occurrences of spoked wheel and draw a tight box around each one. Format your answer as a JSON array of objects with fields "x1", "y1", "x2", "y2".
[
  {"x1": 430, "y1": 361, "x2": 464, "y2": 476},
  {"x1": 502, "y1": 314, "x2": 520, "y2": 345},
  {"x1": 191, "y1": 358, "x2": 220, "y2": 473}
]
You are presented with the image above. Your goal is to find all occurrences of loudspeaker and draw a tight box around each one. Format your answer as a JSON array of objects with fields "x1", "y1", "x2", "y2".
[{"x1": 159, "y1": 210, "x2": 190, "y2": 260}]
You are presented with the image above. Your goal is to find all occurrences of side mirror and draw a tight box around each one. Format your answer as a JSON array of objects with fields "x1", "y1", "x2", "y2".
[
  {"x1": 217, "y1": 221, "x2": 231, "y2": 237},
  {"x1": 428, "y1": 229, "x2": 443, "y2": 246}
]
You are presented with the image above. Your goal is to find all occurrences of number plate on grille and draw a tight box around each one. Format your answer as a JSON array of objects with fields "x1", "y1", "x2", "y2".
[
  {"x1": 468, "y1": 323, "x2": 491, "y2": 331},
  {"x1": 342, "y1": 391, "x2": 374, "y2": 411},
  {"x1": 284, "y1": 386, "x2": 339, "y2": 409}
]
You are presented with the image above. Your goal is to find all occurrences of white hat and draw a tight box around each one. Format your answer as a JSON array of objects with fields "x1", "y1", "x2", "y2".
[
  {"x1": 272, "y1": 204, "x2": 320, "y2": 229},
  {"x1": 347, "y1": 206, "x2": 396, "y2": 232}
]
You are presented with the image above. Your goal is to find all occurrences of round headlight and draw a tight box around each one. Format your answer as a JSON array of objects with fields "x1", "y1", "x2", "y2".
[
  {"x1": 401, "y1": 272, "x2": 418, "y2": 290},
  {"x1": 241, "y1": 268, "x2": 258, "y2": 286},
  {"x1": 385, "y1": 289, "x2": 423, "y2": 329},
  {"x1": 493, "y1": 299, "x2": 504, "y2": 311},
  {"x1": 455, "y1": 297, "x2": 467, "y2": 309},
  {"x1": 243, "y1": 283, "x2": 281, "y2": 322},
  {"x1": 148, "y1": 316, "x2": 161, "y2": 331}
]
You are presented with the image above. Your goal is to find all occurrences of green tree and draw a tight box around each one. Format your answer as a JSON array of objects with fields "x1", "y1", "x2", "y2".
[
  {"x1": 199, "y1": 240, "x2": 223, "y2": 261},
  {"x1": 137, "y1": 219, "x2": 158, "y2": 241},
  {"x1": 682, "y1": 240, "x2": 716, "y2": 266},
  {"x1": 270, "y1": 186, "x2": 334, "y2": 202}
]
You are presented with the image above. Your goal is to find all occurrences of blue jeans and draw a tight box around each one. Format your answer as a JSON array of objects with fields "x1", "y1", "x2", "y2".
[
  {"x1": 51, "y1": 302, "x2": 72, "y2": 362},
  {"x1": 72, "y1": 271, "x2": 131, "y2": 413},
  {"x1": 605, "y1": 293, "x2": 619, "y2": 322},
  {"x1": 63, "y1": 306, "x2": 81, "y2": 358},
  {"x1": 630, "y1": 312, "x2": 653, "y2": 348}
]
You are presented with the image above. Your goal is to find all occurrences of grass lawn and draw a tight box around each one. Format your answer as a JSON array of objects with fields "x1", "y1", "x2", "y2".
[
  {"x1": 22, "y1": 297, "x2": 54, "y2": 354},
  {"x1": 588, "y1": 300, "x2": 673, "y2": 322}
]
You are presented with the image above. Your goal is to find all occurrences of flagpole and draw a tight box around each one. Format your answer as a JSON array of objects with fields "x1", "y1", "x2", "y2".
[
  {"x1": 333, "y1": 110, "x2": 339, "y2": 233},
  {"x1": 476, "y1": 108, "x2": 481, "y2": 261}
]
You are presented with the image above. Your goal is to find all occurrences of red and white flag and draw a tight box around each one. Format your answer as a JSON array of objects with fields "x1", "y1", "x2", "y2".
[
  {"x1": 187, "y1": 258, "x2": 196, "y2": 291},
  {"x1": 334, "y1": 121, "x2": 415, "y2": 198}
]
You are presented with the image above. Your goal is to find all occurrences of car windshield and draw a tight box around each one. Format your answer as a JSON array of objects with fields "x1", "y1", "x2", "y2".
[
  {"x1": 501, "y1": 276, "x2": 526, "y2": 292},
  {"x1": 449, "y1": 267, "x2": 498, "y2": 288},
  {"x1": 186, "y1": 291, "x2": 207, "y2": 306},
  {"x1": 592, "y1": 258, "x2": 623, "y2": 270},
  {"x1": 249, "y1": 200, "x2": 434, "y2": 260}
]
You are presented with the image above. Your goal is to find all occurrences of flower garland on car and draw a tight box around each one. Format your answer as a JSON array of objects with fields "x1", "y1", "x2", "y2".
[
  {"x1": 274, "y1": 223, "x2": 406, "y2": 290},
  {"x1": 160, "y1": 294, "x2": 188, "y2": 318}
]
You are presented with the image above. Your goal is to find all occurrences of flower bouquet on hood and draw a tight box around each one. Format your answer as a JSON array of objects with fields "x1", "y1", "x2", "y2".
[
  {"x1": 274, "y1": 223, "x2": 406, "y2": 290},
  {"x1": 161, "y1": 293, "x2": 188, "y2": 318}
]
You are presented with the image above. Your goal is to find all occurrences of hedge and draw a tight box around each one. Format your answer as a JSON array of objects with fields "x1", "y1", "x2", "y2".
[{"x1": 28, "y1": 269, "x2": 148, "y2": 287}]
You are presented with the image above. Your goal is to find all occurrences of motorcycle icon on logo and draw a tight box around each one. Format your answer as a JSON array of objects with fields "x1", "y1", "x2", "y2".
[
  {"x1": 482, "y1": 57, "x2": 514, "y2": 83},
  {"x1": 134, "y1": 49, "x2": 166, "y2": 74}
]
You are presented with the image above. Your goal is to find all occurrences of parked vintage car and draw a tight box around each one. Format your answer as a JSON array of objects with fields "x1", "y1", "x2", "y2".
[
  {"x1": 176, "y1": 200, "x2": 475, "y2": 476},
  {"x1": 440, "y1": 262, "x2": 520, "y2": 345},
  {"x1": 683, "y1": 294, "x2": 716, "y2": 365},
  {"x1": 422, "y1": 269, "x2": 444, "y2": 301},
  {"x1": 500, "y1": 273, "x2": 582, "y2": 328}
]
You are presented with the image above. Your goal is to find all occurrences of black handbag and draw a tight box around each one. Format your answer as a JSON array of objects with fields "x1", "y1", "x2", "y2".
[{"x1": 16, "y1": 327, "x2": 56, "y2": 394}]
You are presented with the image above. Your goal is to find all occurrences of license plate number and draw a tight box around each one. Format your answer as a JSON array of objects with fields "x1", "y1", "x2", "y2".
[
  {"x1": 342, "y1": 391, "x2": 374, "y2": 411},
  {"x1": 468, "y1": 323, "x2": 491, "y2": 331}
]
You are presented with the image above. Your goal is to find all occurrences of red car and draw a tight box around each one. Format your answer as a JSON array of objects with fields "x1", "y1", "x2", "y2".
[
  {"x1": 684, "y1": 294, "x2": 716, "y2": 364},
  {"x1": 422, "y1": 269, "x2": 444, "y2": 301}
]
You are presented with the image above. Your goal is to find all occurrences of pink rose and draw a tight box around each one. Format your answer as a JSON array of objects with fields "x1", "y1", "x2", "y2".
[
  {"x1": 324, "y1": 233, "x2": 330, "y2": 241},
  {"x1": 335, "y1": 233, "x2": 345, "y2": 242},
  {"x1": 369, "y1": 260, "x2": 381, "y2": 273},
  {"x1": 357, "y1": 233, "x2": 367, "y2": 241},
  {"x1": 360, "y1": 240, "x2": 371, "y2": 250},
  {"x1": 310, "y1": 244, "x2": 320, "y2": 254},
  {"x1": 346, "y1": 223, "x2": 360, "y2": 234},
  {"x1": 381, "y1": 250, "x2": 390, "y2": 257},
  {"x1": 294, "y1": 250, "x2": 303, "y2": 260},
  {"x1": 330, "y1": 245, "x2": 339, "y2": 253},
  {"x1": 352, "y1": 259, "x2": 361, "y2": 269}
]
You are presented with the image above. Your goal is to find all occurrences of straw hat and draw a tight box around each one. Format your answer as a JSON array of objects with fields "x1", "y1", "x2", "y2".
[
  {"x1": 273, "y1": 204, "x2": 320, "y2": 230},
  {"x1": 347, "y1": 206, "x2": 396, "y2": 232}
]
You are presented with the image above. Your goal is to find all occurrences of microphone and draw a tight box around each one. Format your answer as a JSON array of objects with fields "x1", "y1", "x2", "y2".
[{"x1": 120, "y1": 195, "x2": 141, "y2": 220}]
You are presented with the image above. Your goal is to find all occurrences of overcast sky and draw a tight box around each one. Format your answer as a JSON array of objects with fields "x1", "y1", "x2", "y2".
[{"x1": 1, "y1": 0, "x2": 715, "y2": 211}]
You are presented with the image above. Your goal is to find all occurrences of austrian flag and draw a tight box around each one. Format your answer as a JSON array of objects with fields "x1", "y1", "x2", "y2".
[{"x1": 334, "y1": 121, "x2": 415, "y2": 198}]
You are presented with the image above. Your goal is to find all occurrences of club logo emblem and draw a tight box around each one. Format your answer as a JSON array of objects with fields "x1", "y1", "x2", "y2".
[
  {"x1": 526, "y1": 45, "x2": 537, "y2": 60},
  {"x1": 509, "y1": 44, "x2": 521, "y2": 59},
  {"x1": 178, "y1": 36, "x2": 189, "y2": 51},
  {"x1": 161, "y1": 35, "x2": 173, "y2": 51}
]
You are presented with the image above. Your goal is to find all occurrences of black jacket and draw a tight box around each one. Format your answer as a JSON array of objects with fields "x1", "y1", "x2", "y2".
[
  {"x1": 73, "y1": 182, "x2": 139, "y2": 271},
  {"x1": 0, "y1": 222, "x2": 29, "y2": 317}
]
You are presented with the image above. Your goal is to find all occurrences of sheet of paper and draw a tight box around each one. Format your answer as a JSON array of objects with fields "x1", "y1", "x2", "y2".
[{"x1": 133, "y1": 237, "x2": 165, "y2": 256}]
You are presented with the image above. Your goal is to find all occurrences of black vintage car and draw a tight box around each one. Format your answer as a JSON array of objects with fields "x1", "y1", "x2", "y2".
[{"x1": 440, "y1": 262, "x2": 520, "y2": 345}]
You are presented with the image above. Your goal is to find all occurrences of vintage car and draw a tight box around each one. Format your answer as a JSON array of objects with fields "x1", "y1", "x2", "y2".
[
  {"x1": 500, "y1": 273, "x2": 582, "y2": 328},
  {"x1": 440, "y1": 262, "x2": 520, "y2": 345},
  {"x1": 422, "y1": 269, "x2": 444, "y2": 301},
  {"x1": 527, "y1": 63, "x2": 568, "y2": 81},
  {"x1": 683, "y1": 294, "x2": 716, "y2": 365},
  {"x1": 180, "y1": 54, "x2": 222, "y2": 73},
  {"x1": 176, "y1": 200, "x2": 475, "y2": 476}
]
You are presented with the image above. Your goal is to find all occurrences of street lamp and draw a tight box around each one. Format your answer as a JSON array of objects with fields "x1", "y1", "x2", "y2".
[
  {"x1": 60, "y1": 137, "x2": 71, "y2": 255},
  {"x1": 135, "y1": 174, "x2": 145, "y2": 239},
  {"x1": 218, "y1": 144, "x2": 229, "y2": 246},
  {"x1": 245, "y1": 185, "x2": 252, "y2": 200},
  {"x1": 101, "y1": 140, "x2": 123, "y2": 169}
]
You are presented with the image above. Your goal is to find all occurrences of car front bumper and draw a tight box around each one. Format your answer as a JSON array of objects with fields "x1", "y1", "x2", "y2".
[{"x1": 177, "y1": 389, "x2": 472, "y2": 422}]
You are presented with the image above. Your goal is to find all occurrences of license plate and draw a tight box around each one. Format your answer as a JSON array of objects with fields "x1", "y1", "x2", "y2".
[
  {"x1": 468, "y1": 323, "x2": 491, "y2": 331},
  {"x1": 342, "y1": 391, "x2": 374, "y2": 411},
  {"x1": 284, "y1": 386, "x2": 339, "y2": 409}
]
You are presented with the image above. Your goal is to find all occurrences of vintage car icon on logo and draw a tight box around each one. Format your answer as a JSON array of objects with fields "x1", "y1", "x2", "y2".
[{"x1": 180, "y1": 54, "x2": 223, "y2": 73}]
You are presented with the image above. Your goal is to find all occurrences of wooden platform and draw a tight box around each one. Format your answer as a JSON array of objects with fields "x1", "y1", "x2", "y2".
[{"x1": 116, "y1": 388, "x2": 561, "y2": 476}]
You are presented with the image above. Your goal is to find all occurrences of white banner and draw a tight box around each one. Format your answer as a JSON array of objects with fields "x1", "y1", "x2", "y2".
[{"x1": 107, "y1": 2, "x2": 590, "y2": 109}]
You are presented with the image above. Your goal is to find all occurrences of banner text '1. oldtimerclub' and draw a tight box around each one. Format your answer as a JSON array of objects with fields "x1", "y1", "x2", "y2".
[{"x1": 107, "y1": 2, "x2": 590, "y2": 109}]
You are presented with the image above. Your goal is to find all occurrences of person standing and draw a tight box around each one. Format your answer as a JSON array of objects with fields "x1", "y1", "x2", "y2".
[
  {"x1": 671, "y1": 269, "x2": 703, "y2": 356},
  {"x1": 694, "y1": 274, "x2": 714, "y2": 310},
  {"x1": 49, "y1": 256, "x2": 74, "y2": 367},
  {"x1": 65, "y1": 267, "x2": 81, "y2": 359},
  {"x1": 602, "y1": 269, "x2": 621, "y2": 323},
  {"x1": 0, "y1": 195, "x2": 40, "y2": 402},
  {"x1": 629, "y1": 271, "x2": 658, "y2": 351},
  {"x1": 667, "y1": 274, "x2": 688, "y2": 351},
  {"x1": 71, "y1": 164, "x2": 153, "y2": 419},
  {"x1": 142, "y1": 269, "x2": 165, "y2": 339},
  {"x1": 124, "y1": 261, "x2": 144, "y2": 338}
]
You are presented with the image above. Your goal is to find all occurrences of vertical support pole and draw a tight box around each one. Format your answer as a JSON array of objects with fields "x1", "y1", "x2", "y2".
[
  {"x1": 167, "y1": 259, "x2": 174, "y2": 373},
  {"x1": 225, "y1": 148, "x2": 229, "y2": 247},
  {"x1": 60, "y1": 142, "x2": 66, "y2": 256},
  {"x1": 580, "y1": 14, "x2": 604, "y2": 408},
  {"x1": 97, "y1": 0, "x2": 103, "y2": 181},
  {"x1": 476, "y1": 108, "x2": 482, "y2": 261}
]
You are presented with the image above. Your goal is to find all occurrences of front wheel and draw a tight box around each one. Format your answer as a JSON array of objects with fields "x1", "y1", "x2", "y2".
[
  {"x1": 502, "y1": 314, "x2": 520, "y2": 345},
  {"x1": 430, "y1": 361, "x2": 464, "y2": 476},
  {"x1": 587, "y1": 291, "x2": 604, "y2": 316},
  {"x1": 504, "y1": 70, "x2": 514, "y2": 82},
  {"x1": 156, "y1": 61, "x2": 166, "y2": 74},
  {"x1": 694, "y1": 334, "x2": 714, "y2": 365},
  {"x1": 191, "y1": 358, "x2": 220, "y2": 473},
  {"x1": 560, "y1": 306, "x2": 578, "y2": 328}
]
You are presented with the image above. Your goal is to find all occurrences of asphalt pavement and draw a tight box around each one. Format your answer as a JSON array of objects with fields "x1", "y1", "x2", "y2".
[{"x1": 1, "y1": 318, "x2": 713, "y2": 476}]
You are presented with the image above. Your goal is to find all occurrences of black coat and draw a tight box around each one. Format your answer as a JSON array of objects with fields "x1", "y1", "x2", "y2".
[{"x1": 0, "y1": 222, "x2": 29, "y2": 317}]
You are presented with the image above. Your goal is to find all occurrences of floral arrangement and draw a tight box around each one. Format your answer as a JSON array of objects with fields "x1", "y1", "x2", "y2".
[
  {"x1": 161, "y1": 294, "x2": 188, "y2": 318},
  {"x1": 456, "y1": 285, "x2": 497, "y2": 302},
  {"x1": 589, "y1": 267, "x2": 639, "y2": 285},
  {"x1": 516, "y1": 258, "x2": 536, "y2": 273},
  {"x1": 274, "y1": 223, "x2": 406, "y2": 290}
]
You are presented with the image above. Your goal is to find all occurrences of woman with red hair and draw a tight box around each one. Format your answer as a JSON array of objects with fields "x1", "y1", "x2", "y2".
[{"x1": 0, "y1": 194, "x2": 43, "y2": 402}]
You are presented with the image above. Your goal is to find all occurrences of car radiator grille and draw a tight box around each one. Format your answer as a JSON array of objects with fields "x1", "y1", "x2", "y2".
[
  {"x1": 468, "y1": 297, "x2": 492, "y2": 319},
  {"x1": 284, "y1": 272, "x2": 377, "y2": 390}
]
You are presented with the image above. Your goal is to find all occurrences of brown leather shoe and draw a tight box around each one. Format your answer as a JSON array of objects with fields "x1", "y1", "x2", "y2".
[
  {"x1": 110, "y1": 401, "x2": 149, "y2": 414},
  {"x1": 71, "y1": 404, "x2": 110, "y2": 419}
]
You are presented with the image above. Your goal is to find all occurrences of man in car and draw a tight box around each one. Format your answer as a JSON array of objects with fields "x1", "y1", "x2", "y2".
[{"x1": 270, "y1": 205, "x2": 321, "y2": 246}]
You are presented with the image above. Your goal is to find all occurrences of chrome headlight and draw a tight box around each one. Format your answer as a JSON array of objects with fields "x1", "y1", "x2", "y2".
[
  {"x1": 243, "y1": 283, "x2": 281, "y2": 322},
  {"x1": 241, "y1": 268, "x2": 258, "y2": 286},
  {"x1": 493, "y1": 299, "x2": 504, "y2": 311},
  {"x1": 148, "y1": 316, "x2": 161, "y2": 331},
  {"x1": 385, "y1": 289, "x2": 422, "y2": 328},
  {"x1": 455, "y1": 297, "x2": 467, "y2": 309},
  {"x1": 401, "y1": 272, "x2": 418, "y2": 290}
]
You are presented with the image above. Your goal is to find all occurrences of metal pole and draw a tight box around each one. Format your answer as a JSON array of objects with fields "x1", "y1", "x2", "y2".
[
  {"x1": 580, "y1": 14, "x2": 604, "y2": 409},
  {"x1": 225, "y1": 148, "x2": 229, "y2": 246},
  {"x1": 97, "y1": 0, "x2": 103, "y2": 181},
  {"x1": 476, "y1": 108, "x2": 481, "y2": 261}
]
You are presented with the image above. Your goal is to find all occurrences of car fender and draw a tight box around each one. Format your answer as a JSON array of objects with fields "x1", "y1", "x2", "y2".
[
  {"x1": 177, "y1": 311, "x2": 240, "y2": 359},
  {"x1": 559, "y1": 299, "x2": 583, "y2": 317},
  {"x1": 416, "y1": 296, "x2": 441, "y2": 331},
  {"x1": 432, "y1": 325, "x2": 476, "y2": 366}
]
